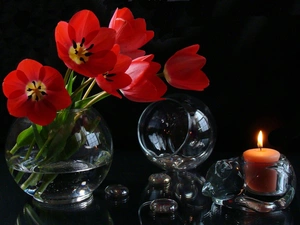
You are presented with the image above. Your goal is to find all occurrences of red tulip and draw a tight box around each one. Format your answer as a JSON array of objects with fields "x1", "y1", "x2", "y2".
[
  {"x1": 55, "y1": 9, "x2": 117, "y2": 77},
  {"x1": 121, "y1": 55, "x2": 167, "y2": 102},
  {"x1": 109, "y1": 7, "x2": 154, "y2": 59},
  {"x1": 95, "y1": 45, "x2": 132, "y2": 98},
  {"x1": 163, "y1": 44, "x2": 209, "y2": 91},
  {"x1": 2, "y1": 59, "x2": 72, "y2": 126}
]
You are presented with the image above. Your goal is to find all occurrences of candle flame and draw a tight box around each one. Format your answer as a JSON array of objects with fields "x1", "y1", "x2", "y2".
[{"x1": 257, "y1": 130, "x2": 263, "y2": 148}]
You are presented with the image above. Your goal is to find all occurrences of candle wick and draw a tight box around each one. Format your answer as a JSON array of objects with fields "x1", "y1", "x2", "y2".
[{"x1": 259, "y1": 147, "x2": 262, "y2": 151}]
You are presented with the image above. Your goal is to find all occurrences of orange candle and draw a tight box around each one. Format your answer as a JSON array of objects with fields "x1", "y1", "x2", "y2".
[{"x1": 243, "y1": 131, "x2": 280, "y2": 194}]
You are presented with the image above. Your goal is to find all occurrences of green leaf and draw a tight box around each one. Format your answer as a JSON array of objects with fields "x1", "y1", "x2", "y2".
[
  {"x1": 65, "y1": 70, "x2": 75, "y2": 95},
  {"x1": 41, "y1": 111, "x2": 77, "y2": 159},
  {"x1": 74, "y1": 94, "x2": 97, "y2": 108},
  {"x1": 72, "y1": 77, "x2": 86, "y2": 103},
  {"x1": 10, "y1": 125, "x2": 42, "y2": 154},
  {"x1": 32, "y1": 124, "x2": 45, "y2": 150},
  {"x1": 71, "y1": 78, "x2": 93, "y2": 102},
  {"x1": 74, "y1": 91, "x2": 110, "y2": 109},
  {"x1": 58, "y1": 134, "x2": 83, "y2": 160},
  {"x1": 16, "y1": 126, "x2": 35, "y2": 146}
]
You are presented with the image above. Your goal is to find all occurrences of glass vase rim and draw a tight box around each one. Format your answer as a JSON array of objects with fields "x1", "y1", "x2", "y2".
[{"x1": 11, "y1": 107, "x2": 97, "y2": 122}]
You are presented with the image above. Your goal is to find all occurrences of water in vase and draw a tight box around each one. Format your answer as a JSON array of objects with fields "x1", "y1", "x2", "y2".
[{"x1": 7, "y1": 150, "x2": 112, "y2": 204}]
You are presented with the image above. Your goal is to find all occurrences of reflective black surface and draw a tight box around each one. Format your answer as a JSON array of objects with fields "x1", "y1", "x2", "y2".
[
  {"x1": 1, "y1": 0, "x2": 300, "y2": 224},
  {"x1": 1, "y1": 149, "x2": 299, "y2": 225}
]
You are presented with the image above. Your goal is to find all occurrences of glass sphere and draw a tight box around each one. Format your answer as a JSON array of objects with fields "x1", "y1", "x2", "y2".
[
  {"x1": 5, "y1": 107, "x2": 113, "y2": 204},
  {"x1": 137, "y1": 93, "x2": 217, "y2": 171}
]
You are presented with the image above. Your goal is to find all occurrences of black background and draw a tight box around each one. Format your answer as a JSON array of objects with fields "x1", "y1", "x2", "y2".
[
  {"x1": 1, "y1": 0, "x2": 300, "y2": 153},
  {"x1": 1, "y1": 0, "x2": 300, "y2": 224}
]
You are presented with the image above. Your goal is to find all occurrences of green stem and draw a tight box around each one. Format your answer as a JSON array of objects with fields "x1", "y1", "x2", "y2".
[
  {"x1": 64, "y1": 68, "x2": 72, "y2": 85},
  {"x1": 34, "y1": 135, "x2": 53, "y2": 160},
  {"x1": 14, "y1": 139, "x2": 36, "y2": 184},
  {"x1": 16, "y1": 217, "x2": 21, "y2": 225},
  {"x1": 34, "y1": 174, "x2": 58, "y2": 200},
  {"x1": 71, "y1": 78, "x2": 93, "y2": 100},
  {"x1": 20, "y1": 173, "x2": 43, "y2": 190},
  {"x1": 25, "y1": 139, "x2": 35, "y2": 159},
  {"x1": 15, "y1": 171, "x2": 25, "y2": 184},
  {"x1": 83, "y1": 91, "x2": 111, "y2": 109},
  {"x1": 32, "y1": 124, "x2": 44, "y2": 150},
  {"x1": 23, "y1": 203, "x2": 44, "y2": 224},
  {"x1": 10, "y1": 143, "x2": 19, "y2": 155},
  {"x1": 82, "y1": 78, "x2": 96, "y2": 100}
]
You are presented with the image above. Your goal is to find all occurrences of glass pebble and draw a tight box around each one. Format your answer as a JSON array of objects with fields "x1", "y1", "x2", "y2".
[
  {"x1": 148, "y1": 173, "x2": 171, "y2": 186},
  {"x1": 150, "y1": 198, "x2": 178, "y2": 214},
  {"x1": 105, "y1": 184, "x2": 129, "y2": 199}
]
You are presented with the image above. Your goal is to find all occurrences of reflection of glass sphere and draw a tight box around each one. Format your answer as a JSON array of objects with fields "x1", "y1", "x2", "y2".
[
  {"x1": 16, "y1": 196, "x2": 114, "y2": 225},
  {"x1": 138, "y1": 94, "x2": 216, "y2": 171}
]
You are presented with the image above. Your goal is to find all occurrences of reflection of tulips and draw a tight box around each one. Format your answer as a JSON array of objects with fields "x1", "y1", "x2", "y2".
[{"x1": 163, "y1": 44, "x2": 209, "y2": 91}]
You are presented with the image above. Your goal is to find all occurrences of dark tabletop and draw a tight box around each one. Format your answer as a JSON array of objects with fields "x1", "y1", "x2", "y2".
[
  {"x1": 1, "y1": 0, "x2": 300, "y2": 224},
  {"x1": 0, "y1": 148, "x2": 299, "y2": 225}
]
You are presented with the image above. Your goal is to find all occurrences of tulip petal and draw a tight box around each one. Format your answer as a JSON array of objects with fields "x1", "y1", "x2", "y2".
[
  {"x1": 121, "y1": 77, "x2": 167, "y2": 102},
  {"x1": 17, "y1": 59, "x2": 43, "y2": 81},
  {"x1": 2, "y1": 70, "x2": 27, "y2": 97},
  {"x1": 169, "y1": 70, "x2": 210, "y2": 91},
  {"x1": 68, "y1": 9, "x2": 101, "y2": 41},
  {"x1": 28, "y1": 100, "x2": 57, "y2": 126},
  {"x1": 96, "y1": 72, "x2": 132, "y2": 99},
  {"x1": 121, "y1": 55, "x2": 166, "y2": 102},
  {"x1": 164, "y1": 44, "x2": 209, "y2": 91},
  {"x1": 7, "y1": 93, "x2": 31, "y2": 117},
  {"x1": 55, "y1": 10, "x2": 117, "y2": 77},
  {"x1": 55, "y1": 22, "x2": 72, "y2": 51},
  {"x1": 109, "y1": 7, "x2": 154, "y2": 59},
  {"x1": 95, "y1": 46, "x2": 132, "y2": 98}
]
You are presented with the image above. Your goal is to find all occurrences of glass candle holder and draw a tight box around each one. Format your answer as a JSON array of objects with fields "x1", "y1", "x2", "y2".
[
  {"x1": 202, "y1": 155, "x2": 296, "y2": 213},
  {"x1": 243, "y1": 156, "x2": 289, "y2": 196},
  {"x1": 137, "y1": 93, "x2": 216, "y2": 171}
]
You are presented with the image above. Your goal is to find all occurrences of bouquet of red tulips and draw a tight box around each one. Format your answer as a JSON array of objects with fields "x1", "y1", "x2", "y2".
[
  {"x1": 2, "y1": 7, "x2": 209, "y2": 199},
  {"x1": 3, "y1": 8, "x2": 209, "y2": 126}
]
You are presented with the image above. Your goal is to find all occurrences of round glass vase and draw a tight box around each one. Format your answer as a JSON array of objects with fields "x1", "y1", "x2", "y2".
[
  {"x1": 137, "y1": 93, "x2": 217, "y2": 171},
  {"x1": 5, "y1": 107, "x2": 113, "y2": 205}
]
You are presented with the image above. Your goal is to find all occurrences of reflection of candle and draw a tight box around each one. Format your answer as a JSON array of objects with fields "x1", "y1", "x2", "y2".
[{"x1": 243, "y1": 131, "x2": 280, "y2": 194}]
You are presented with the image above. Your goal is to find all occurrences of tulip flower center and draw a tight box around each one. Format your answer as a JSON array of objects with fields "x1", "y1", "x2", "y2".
[
  {"x1": 69, "y1": 38, "x2": 94, "y2": 64},
  {"x1": 103, "y1": 72, "x2": 116, "y2": 82},
  {"x1": 26, "y1": 80, "x2": 47, "y2": 101}
]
